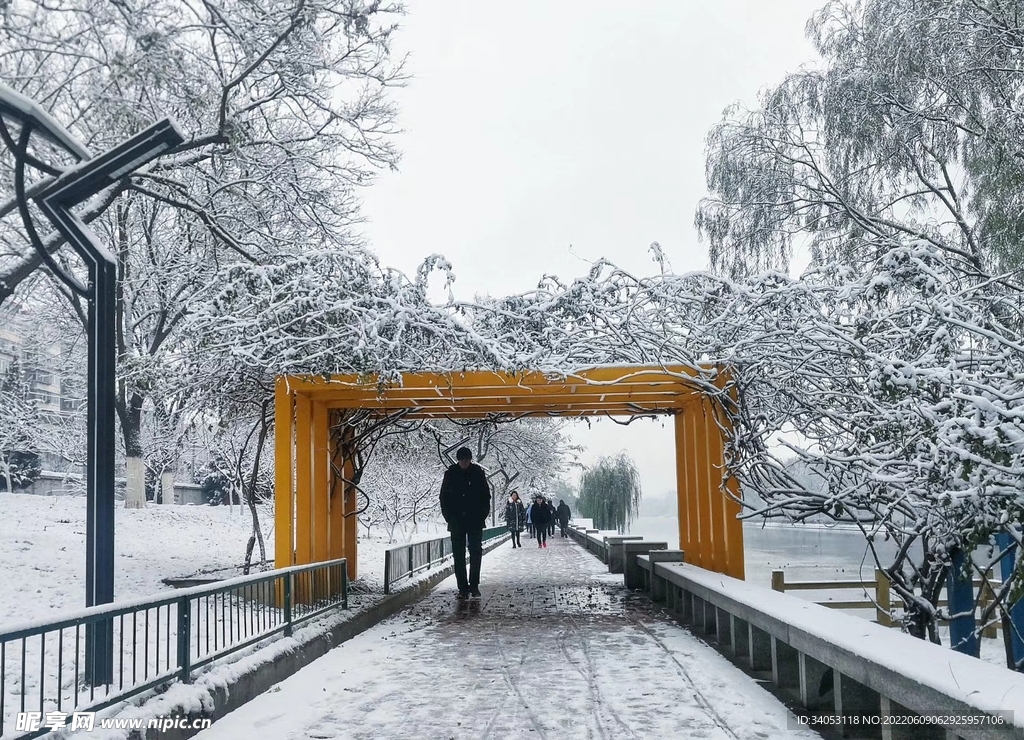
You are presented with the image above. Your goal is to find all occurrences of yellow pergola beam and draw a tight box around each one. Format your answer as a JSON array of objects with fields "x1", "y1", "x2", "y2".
[
  {"x1": 280, "y1": 365, "x2": 706, "y2": 396},
  {"x1": 324, "y1": 402, "x2": 694, "y2": 417},
  {"x1": 273, "y1": 364, "x2": 744, "y2": 585}
]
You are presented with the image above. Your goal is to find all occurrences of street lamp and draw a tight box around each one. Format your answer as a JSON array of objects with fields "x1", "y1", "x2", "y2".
[{"x1": 1, "y1": 84, "x2": 184, "y2": 684}]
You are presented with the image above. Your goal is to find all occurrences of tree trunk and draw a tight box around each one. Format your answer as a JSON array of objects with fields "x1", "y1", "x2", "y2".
[
  {"x1": 118, "y1": 391, "x2": 147, "y2": 509},
  {"x1": 160, "y1": 470, "x2": 175, "y2": 505},
  {"x1": 124, "y1": 456, "x2": 146, "y2": 509},
  {"x1": 0, "y1": 460, "x2": 12, "y2": 494},
  {"x1": 242, "y1": 402, "x2": 270, "y2": 575}
]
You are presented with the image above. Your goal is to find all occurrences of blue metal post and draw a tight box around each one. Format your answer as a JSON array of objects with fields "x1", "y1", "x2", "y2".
[
  {"x1": 948, "y1": 549, "x2": 979, "y2": 656},
  {"x1": 996, "y1": 533, "x2": 1024, "y2": 668},
  {"x1": 284, "y1": 575, "x2": 293, "y2": 637}
]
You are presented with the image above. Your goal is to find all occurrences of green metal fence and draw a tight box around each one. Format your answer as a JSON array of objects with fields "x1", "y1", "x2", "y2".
[
  {"x1": 0, "y1": 558, "x2": 347, "y2": 739},
  {"x1": 383, "y1": 526, "x2": 508, "y2": 594}
]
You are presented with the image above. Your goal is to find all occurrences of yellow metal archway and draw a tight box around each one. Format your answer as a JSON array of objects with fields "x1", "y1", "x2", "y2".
[{"x1": 274, "y1": 364, "x2": 744, "y2": 583}]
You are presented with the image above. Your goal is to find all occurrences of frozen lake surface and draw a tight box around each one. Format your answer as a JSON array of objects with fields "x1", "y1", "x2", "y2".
[{"x1": 627, "y1": 516, "x2": 899, "y2": 588}]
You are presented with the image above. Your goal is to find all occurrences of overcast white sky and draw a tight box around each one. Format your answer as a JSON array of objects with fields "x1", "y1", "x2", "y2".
[{"x1": 360, "y1": 1, "x2": 824, "y2": 501}]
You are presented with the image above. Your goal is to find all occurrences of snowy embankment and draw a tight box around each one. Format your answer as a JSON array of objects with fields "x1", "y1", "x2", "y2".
[{"x1": 0, "y1": 493, "x2": 402, "y2": 630}]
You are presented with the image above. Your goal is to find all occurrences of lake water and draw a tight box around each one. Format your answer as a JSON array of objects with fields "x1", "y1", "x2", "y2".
[{"x1": 626, "y1": 515, "x2": 900, "y2": 589}]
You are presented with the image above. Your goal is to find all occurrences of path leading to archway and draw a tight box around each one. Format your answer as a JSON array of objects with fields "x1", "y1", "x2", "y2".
[{"x1": 195, "y1": 535, "x2": 821, "y2": 739}]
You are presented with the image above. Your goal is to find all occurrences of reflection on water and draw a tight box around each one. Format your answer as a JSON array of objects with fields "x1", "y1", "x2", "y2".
[{"x1": 627, "y1": 516, "x2": 900, "y2": 587}]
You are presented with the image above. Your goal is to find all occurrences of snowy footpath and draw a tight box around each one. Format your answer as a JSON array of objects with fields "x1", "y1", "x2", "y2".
[{"x1": 194, "y1": 536, "x2": 820, "y2": 740}]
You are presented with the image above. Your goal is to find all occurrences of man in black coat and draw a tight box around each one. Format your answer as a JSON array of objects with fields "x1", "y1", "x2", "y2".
[
  {"x1": 439, "y1": 447, "x2": 491, "y2": 599},
  {"x1": 556, "y1": 499, "x2": 571, "y2": 537}
]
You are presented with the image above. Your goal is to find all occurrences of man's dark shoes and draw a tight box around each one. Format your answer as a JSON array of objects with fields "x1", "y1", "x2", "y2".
[
  {"x1": 457, "y1": 589, "x2": 469, "y2": 600},
  {"x1": 470, "y1": 587, "x2": 481, "y2": 598}
]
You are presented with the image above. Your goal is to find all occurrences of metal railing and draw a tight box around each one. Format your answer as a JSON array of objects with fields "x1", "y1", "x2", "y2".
[
  {"x1": 383, "y1": 526, "x2": 508, "y2": 594},
  {"x1": 771, "y1": 568, "x2": 1002, "y2": 635},
  {"x1": 0, "y1": 558, "x2": 347, "y2": 739}
]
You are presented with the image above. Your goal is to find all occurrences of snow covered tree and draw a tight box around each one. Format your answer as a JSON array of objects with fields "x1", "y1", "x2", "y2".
[
  {"x1": 689, "y1": 0, "x2": 1024, "y2": 657},
  {"x1": 0, "y1": 0, "x2": 405, "y2": 507},
  {"x1": 359, "y1": 427, "x2": 442, "y2": 541},
  {"x1": 696, "y1": 0, "x2": 1024, "y2": 279}
]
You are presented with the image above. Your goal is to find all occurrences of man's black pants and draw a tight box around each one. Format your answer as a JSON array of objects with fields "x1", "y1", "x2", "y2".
[{"x1": 450, "y1": 526, "x2": 483, "y2": 591}]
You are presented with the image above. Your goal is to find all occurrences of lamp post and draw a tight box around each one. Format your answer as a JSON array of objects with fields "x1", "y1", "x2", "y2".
[
  {"x1": 37, "y1": 120, "x2": 185, "y2": 683},
  {"x1": 1, "y1": 84, "x2": 184, "y2": 684}
]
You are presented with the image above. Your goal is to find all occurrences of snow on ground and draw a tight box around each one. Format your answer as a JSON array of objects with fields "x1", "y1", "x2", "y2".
[
  {"x1": 0, "y1": 493, "x2": 264, "y2": 627},
  {"x1": 191, "y1": 536, "x2": 822, "y2": 740},
  {"x1": 0, "y1": 493, "x2": 441, "y2": 628}
]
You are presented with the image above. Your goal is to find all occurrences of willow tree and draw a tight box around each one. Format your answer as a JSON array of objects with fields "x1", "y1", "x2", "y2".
[
  {"x1": 696, "y1": 0, "x2": 1024, "y2": 280},
  {"x1": 577, "y1": 453, "x2": 642, "y2": 533}
]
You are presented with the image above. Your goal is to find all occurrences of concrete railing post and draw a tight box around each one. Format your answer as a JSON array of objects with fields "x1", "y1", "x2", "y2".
[
  {"x1": 604, "y1": 535, "x2": 643, "y2": 573},
  {"x1": 647, "y1": 550, "x2": 684, "y2": 602},
  {"x1": 622, "y1": 541, "x2": 667, "y2": 589}
]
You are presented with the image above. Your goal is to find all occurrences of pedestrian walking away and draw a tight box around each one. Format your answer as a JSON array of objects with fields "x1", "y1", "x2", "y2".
[
  {"x1": 439, "y1": 447, "x2": 491, "y2": 598},
  {"x1": 505, "y1": 490, "x2": 526, "y2": 548},
  {"x1": 525, "y1": 500, "x2": 534, "y2": 536},
  {"x1": 557, "y1": 499, "x2": 571, "y2": 537},
  {"x1": 547, "y1": 498, "x2": 557, "y2": 536},
  {"x1": 531, "y1": 494, "x2": 552, "y2": 548}
]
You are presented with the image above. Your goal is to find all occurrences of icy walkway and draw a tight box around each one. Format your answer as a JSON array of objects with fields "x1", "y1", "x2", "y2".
[{"x1": 194, "y1": 536, "x2": 821, "y2": 740}]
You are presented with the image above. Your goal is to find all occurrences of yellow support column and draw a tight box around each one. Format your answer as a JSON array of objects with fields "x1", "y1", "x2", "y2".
[
  {"x1": 715, "y1": 398, "x2": 745, "y2": 580},
  {"x1": 312, "y1": 402, "x2": 330, "y2": 567},
  {"x1": 689, "y1": 405, "x2": 710, "y2": 569},
  {"x1": 680, "y1": 407, "x2": 697, "y2": 567},
  {"x1": 274, "y1": 378, "x2": 294, "y2": 570},
  {"x1": 328, "y1": 414, "x2": 346, "y2": 563},
  {"x1": 673, "y1": 413, "x2": 688, "y2": 556},
  {"x1": 294, "y1": 395, "x2": 313, "y2": 568},
  {"x1": 688, "y1": 405, "x2": 704, "y2": 569},
  {"x1": 703, "y1": 397, "x2": 728, "y2": 576},
  {"x1": 343, "y1": 426, "x2": 358, "y2": 581},
  {"x1": 327, "y1": 414, "x2": 346, "y2": 597},
  {"x1": 712, "y1": 370, "x2": 745, "y2": 580}
]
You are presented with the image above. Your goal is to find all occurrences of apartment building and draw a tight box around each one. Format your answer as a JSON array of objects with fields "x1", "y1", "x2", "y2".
[{"x1": 0, "y1": 308, "x2": 85, "y2": 474}]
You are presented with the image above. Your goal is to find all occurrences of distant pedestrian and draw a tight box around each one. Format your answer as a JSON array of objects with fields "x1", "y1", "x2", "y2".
[
  {"x1": 556, "y1": 499, "x2": 571, "y2": 537},
  {"x1": 547, "y1": 498, "x2": 557, "y2": 536},
  {"x1": 525, "y1": 500, "x2": 534, "y2": 535},
  {"x1": 505, "y1": 491, "x2": 526, "y2": 548},
  {"x1": 532, "y1": 494, "x2": 552, "y2": 548},
  {"x1": 439, "y1": 447, "x2": 491, "y2": 599}
]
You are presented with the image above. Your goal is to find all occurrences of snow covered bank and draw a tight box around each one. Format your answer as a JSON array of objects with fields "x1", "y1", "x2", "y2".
[{"x1": 0, "y1": 493, "x2": 420, "y2": 630}]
